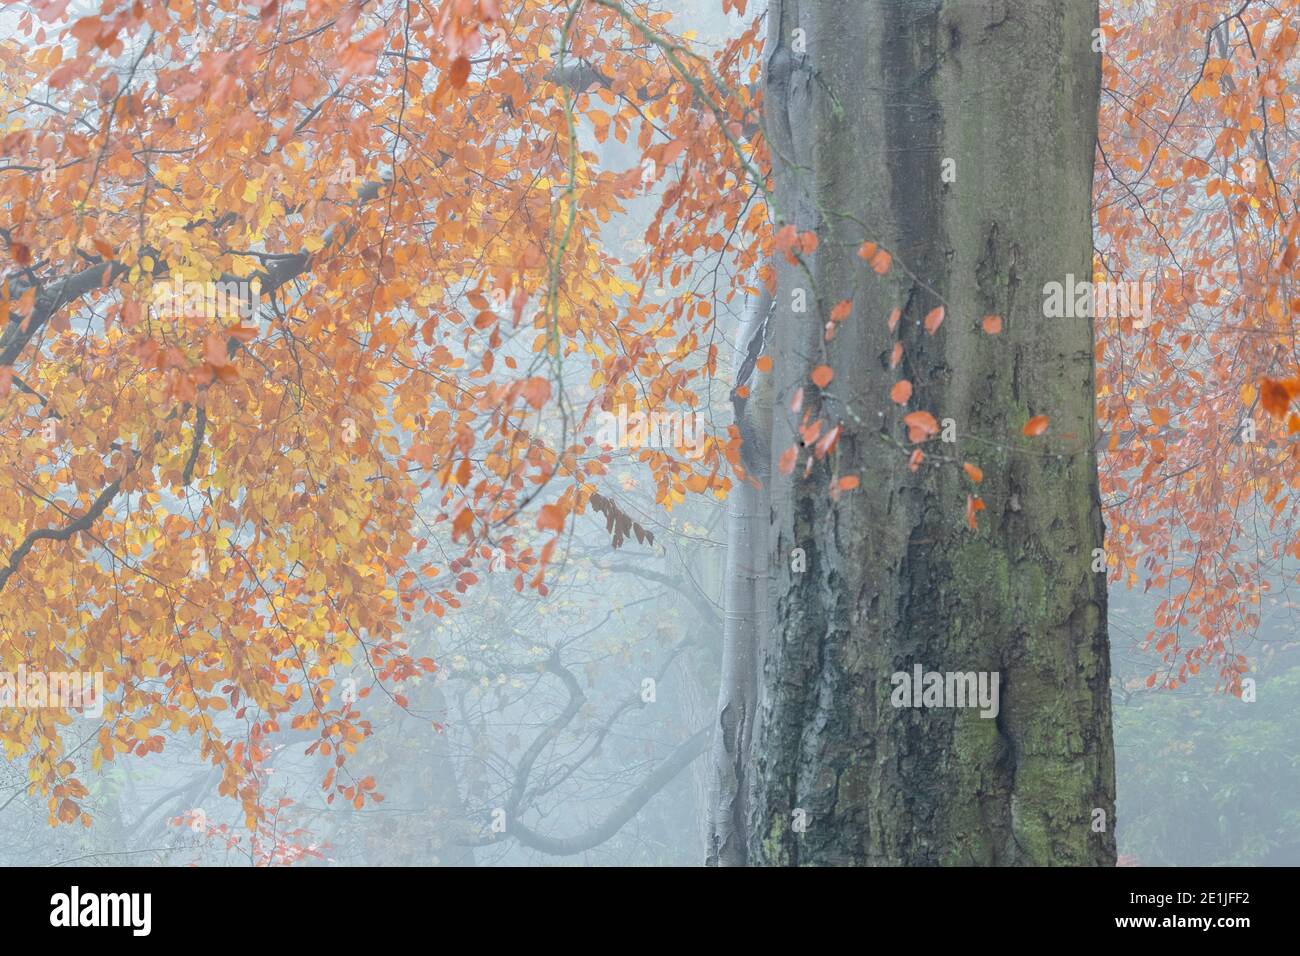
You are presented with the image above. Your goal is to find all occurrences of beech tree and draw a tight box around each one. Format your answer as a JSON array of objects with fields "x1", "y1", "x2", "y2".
[{"x1": 713, "y1": 0, "x2": 1114, "y2": 866}]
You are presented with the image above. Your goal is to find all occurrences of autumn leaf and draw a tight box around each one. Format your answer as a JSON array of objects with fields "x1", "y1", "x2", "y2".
[
  {"x1": 536, "y1": 503, "x2": 566, "y2": 532},
  {"x1": 838, "y1": 475, "x2": 859, "y2": 490},
  {"x1": 449, "y1": 56, "x2": 471, "y2": 88},
  {"x1": 811, "y1": 365, "x2": 834, "y2": 388},
  {"x1": 1260, "y1": 377, "x2": 1293, "y2": 418},
  {"x1": 965, "y1": 494, "x2": 985, "y2": 530},
  {"x1": 204, "y1": 333, "x2": 231, "y2": 368},
  {"x1": 830, "y1": 299, "x2": 853, "y2": 323},
  {"x1": 923, "y1": 305, "x2": 945, "y2": 335},
  {"x1": 522, "y1": 377, "x2": 552, "y2": 409},
  {"x1": 981, "y1": 315, "x2": 1002, "y2": 334},
  {"x1": 778, "y1": 446, "x2": 798, "y2": 475},
  {"x1": 903, "y1": 410, "x2": 940, "y2": 443},
  {"x1": 1023, "y1": 415, "x2": 1050, "y2": 436},
  {"x1": 774, "y1": 224, "x2": 798, "y2": 258},
  {"x1": 756, "y1": 355, "x2": 773, "y2": 373},
  {"x1": 890, "y1": 379, "x2": 912, "y2": 405},
  {"x1": 963, "y1": 462, "x2": 983, "y2": 482},
  {"x1": 814, "y1": 423, "x2": 841, "y2": 459}
]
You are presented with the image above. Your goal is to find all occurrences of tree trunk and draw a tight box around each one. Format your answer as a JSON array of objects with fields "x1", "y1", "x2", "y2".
[
  {"x1": 707, "y1": 289, "x2": 773, "y2": 866},
  {"x1": 744, "y1": 0, "x2": 1115, "y2": 865}
]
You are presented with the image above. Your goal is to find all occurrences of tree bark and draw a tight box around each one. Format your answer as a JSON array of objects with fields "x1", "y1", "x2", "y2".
[{"x1": 743, "y1": 0, "x2": 1115, "y2": 865}]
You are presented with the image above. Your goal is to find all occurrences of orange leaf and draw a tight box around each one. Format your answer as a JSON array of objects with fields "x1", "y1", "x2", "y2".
[
  {"x1": 756, "y1": 355, "x2": 773, "y2": 373},
  {"x1": 890, "y1": 379, "x2": 912, "y2": 405},
  {"x1": 814, "y1": 423, "x2": 842, "y2": 459},
  {"x1": 856, "y1": 241, "x2": 878, "y2": 260},
  {"x1": 537, "y1": 503, "x2": 566, "y2": 532},
  {"x1": 903, "y1": 410, "x2": 940, "y2": 443},
  {"x1": 887, "y1": 308, "x2": 901, "y2": 332},
  {"x1": 963, "y1": 462, "x2": 983, "y2": 482},
  {"x1": 811, "y1": 365, "x2": 834, "y2": 388},
  {"x1": 1260, "y1": 377, "x2": 1292, "y2": 418},
  {"x1": 981, "y1": 315, "x2": 1002, "y2": 334},
  {"x1": 774, "y1": 224, "x2": 798, "y2": 255},
  {"x1": 830, "y1": 299, "x2": 852, "y2": 322},
  {"x1": 778, "y1": 446, "x2": 798, "y2": 475},
  {"x1": 203, "y1": 333, "x2": 231, "y2": 368},
  {"x1": 838, "y1": 475, "x2": 860, "y2": 490},
  {"x1": 521, "y1": 376, "x2": 551, "y2": 409},
  {"x1": 924, "y1": 306, "x2": 945, "y2": 335},
  {"x1": 870, "y1": 250, "x2": 892, "y2": 275},
  {"x1": 908, "y1": 449, "x2": 924, "y2": 472},
  {"x1": 890, "y1": 342, "x2": 903, "y2": 369},
  {"x1": 449, "y1": 56, "x2": 471, "y2": 88},
  {"x1": 966, "y1": 494, "x2": 985, "y2": 530},
  {"x1": 1023, "y1": 415, "x2": 1050, "y2": 436},
  {"x1": 1149, "y1": 407, "x2": 1170, "y2": 427}
]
